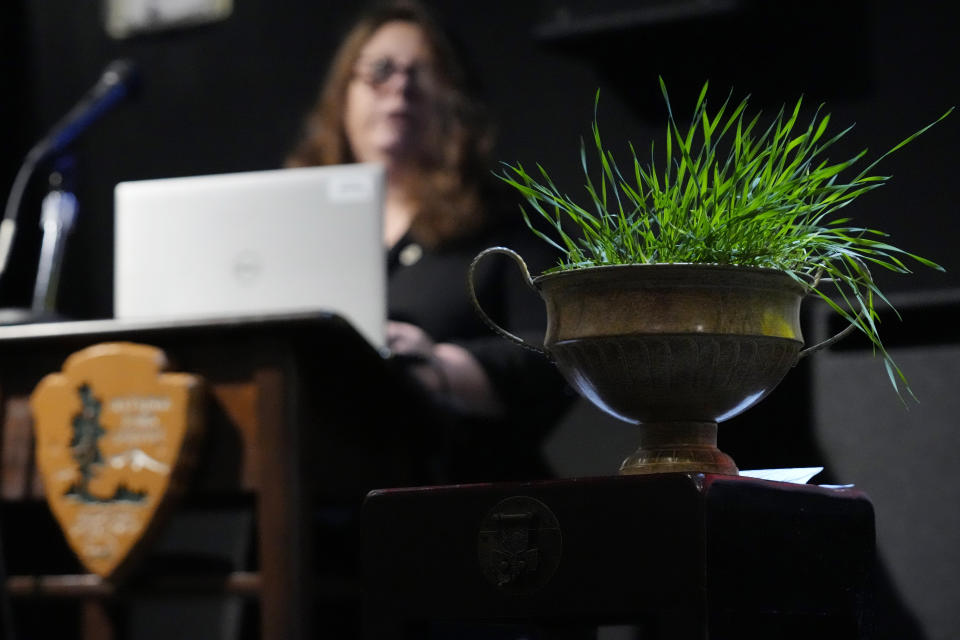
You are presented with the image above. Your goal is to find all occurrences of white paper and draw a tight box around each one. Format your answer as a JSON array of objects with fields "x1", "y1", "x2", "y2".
[{"x1": 740, "y1": 467, "x2": 824, "y2": 484}]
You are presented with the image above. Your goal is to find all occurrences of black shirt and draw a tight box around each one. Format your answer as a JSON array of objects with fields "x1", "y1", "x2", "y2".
[{"x1": 387, "y1": 217, "x2": 574, "y2": 481}]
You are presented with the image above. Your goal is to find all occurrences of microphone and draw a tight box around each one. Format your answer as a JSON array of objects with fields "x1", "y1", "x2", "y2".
[
  {"x1": 0, "y1": 59, "x2": 139, "y2": 278},
  {"x1": 28, "y1": 58, "x2": 140, "y2": 162}
]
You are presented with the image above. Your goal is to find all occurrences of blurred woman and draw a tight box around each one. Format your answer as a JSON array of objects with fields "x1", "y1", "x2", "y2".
[{"x1": 287, "y1": 0, "x2": 572, "y2": 480}]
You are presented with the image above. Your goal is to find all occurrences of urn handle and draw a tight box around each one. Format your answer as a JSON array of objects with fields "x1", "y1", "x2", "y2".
[
  {"x1": 796, "y1": 263, "x2": 870, "y2": 359},
  {"x1": 797, "y1": 320, "x2": 857, "y2": 359},
  {"x1": 468, "y1": 247, "x2": 549, "y2": 357},
  {"x1": 797, "y1": 322, "x2": 857, "y2": 360}
]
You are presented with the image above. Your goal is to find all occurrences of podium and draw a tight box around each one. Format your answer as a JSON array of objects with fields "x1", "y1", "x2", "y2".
[
  {"x1": 362, "y1": 473, "x2": 876, "y2": 639},
  {"x1": 0, "y1": 312, "x2": 432, "y2": 639}
]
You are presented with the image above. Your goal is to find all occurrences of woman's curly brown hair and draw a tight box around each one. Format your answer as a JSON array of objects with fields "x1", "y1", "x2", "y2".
[{"x1": 285, "y1": 0, "x2": 494, "y2": 247}]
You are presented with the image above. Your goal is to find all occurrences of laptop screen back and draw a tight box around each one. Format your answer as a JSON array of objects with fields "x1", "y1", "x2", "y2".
[{"x1": 114, "y1": 164, "x2": 386, "y2": 347}]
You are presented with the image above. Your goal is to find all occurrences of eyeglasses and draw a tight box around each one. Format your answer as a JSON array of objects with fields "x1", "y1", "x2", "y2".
[{"x1": 354, "y1": 57, "x2": 436, "y2": 91}]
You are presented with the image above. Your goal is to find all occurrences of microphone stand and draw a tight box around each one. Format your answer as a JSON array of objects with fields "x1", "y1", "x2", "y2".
[
  {"x1": 32, "y1": 162, "x2": 77, "y2": 315},
  {"x1": 0, "y1": 158, "x2": 76, "y2": 325},
  {"x1": 0, "y1": 58, "x2": 138, "y2": 325}
]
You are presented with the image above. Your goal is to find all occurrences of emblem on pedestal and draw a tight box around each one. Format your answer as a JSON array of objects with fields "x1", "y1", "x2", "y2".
[
  {"x1": 478, "y1": 496, "x2": 562, "y2": 594},
  {"x1": 30, "y1": 342, "x2": 204, "y2": 579}
]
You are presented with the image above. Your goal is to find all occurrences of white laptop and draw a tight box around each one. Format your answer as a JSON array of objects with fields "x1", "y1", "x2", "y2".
[{"x1": 114, "y1": 164, "x2": 386, "y2": 347}]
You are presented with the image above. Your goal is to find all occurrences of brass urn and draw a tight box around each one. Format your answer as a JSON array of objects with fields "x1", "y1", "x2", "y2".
[{"x1": 470, "y1": 247, "x2": 851, "y2": 475}]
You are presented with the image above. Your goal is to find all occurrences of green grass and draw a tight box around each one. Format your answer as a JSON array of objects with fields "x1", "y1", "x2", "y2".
[{"x1": 498, "y1": 78, "x2": 953, "y2": 399}]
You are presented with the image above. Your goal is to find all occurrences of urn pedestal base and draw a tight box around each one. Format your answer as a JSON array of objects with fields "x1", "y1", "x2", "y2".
[
  {"x1": 620, "y1": 421, "x2": 738, "y2": 475},
  {"x1": 363, "y1": 473, "x2": 877, "y2": 639}
]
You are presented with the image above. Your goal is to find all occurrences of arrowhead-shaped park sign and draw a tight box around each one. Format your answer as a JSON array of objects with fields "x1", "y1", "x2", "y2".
[{"x1": 30, "y1": 342, "x2": 204, "y2": 580}]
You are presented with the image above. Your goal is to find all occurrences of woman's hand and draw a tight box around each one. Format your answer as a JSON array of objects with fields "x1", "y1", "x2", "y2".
[
  {"x1": 387, "y1": 320, "x2": 504, "y2": 417},
  {"x1": 387, "y1": 320, "x2": 436, "y2": 360}
]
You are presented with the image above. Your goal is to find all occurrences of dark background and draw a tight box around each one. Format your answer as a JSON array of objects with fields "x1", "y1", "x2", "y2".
[
  {"x1": 1, "y1": 1, "x2": 958, "y2": 639},
  {"x1": 0, "y1": 0, "x2": 957, "y2": 319}
]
